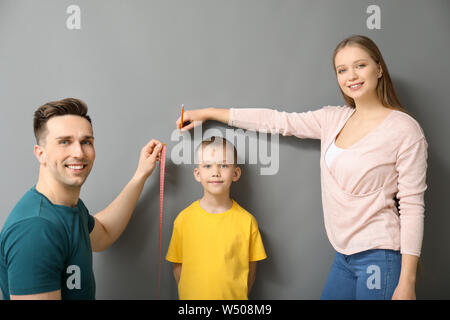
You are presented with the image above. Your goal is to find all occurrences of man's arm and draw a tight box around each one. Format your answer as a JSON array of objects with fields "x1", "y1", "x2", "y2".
[
  {"x1": 173, "y1": 263, "x2": 182, "y2": 285},
  {"x1": 248, "y1": 261, "x2": 258, "y2": 295},
  {"x1": 10, "y1": 290, "x2": 61, "y2": 300},
  {"x1": 89, "y1": 140, "x2": 163, "y2": 252}
]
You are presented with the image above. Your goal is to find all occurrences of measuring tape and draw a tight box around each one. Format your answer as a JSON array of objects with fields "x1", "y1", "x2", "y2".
[
  {"x1": 158, "y1": 144, "x2": 166, "y2": 299},
  {"x1": 157, "y1": 106, "x2": 182, "y2": 298}
]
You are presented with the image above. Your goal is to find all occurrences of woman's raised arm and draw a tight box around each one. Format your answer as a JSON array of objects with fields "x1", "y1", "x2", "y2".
[
  {"x1": 177, "y1": 106, "x2": 328, "y2": 140},
  {"x1": 176, "y1": 107, "x2": 229, "y2": 131}
]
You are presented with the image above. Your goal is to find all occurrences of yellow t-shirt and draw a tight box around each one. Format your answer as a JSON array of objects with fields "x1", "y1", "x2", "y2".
[{"x1": 166, "y1": 200, "x2": 267, "y2": 300}]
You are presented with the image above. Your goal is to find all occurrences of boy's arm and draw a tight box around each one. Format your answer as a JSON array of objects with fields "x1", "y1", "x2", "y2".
[
  {"x1": 248, "y1": 261, "x2": 258, "y2": 295},
  {"x1": 173, "y1": 263, "x2": 182, "y2": 285}
]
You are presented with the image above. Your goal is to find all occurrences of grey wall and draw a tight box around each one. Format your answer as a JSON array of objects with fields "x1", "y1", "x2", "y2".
[{"x1": 0, "y1": 0, "x2": 449, "y2": 299}]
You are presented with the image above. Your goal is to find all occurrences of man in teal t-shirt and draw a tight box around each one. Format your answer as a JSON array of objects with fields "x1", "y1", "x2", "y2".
[
  {"x1": 0, "y1": 98, "x2": 163, "y2": 300},
  {"x1": 0, "y1": 188, "x2": 96, "y2": 299}
]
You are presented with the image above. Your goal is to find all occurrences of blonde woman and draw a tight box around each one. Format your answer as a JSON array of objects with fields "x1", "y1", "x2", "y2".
[{"x1": 176, "y1": 35, "x2": 427, "y2": 300}]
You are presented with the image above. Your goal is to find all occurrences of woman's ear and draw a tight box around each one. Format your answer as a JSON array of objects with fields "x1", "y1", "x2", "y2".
[{"x1": 377, "y1": 64, "x2": 383, "y2": 79}]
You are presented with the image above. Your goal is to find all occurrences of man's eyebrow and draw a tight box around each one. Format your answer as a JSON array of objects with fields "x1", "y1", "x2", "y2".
[
  {"x1": 55, "y1": 136, "x2": 72, "y2": 140},
  {"x1": 55, "y1": 135, "x2": 94, "y2": 140},
  {"x1": 335, "y1": 59, "x2": 368, "y2": 69}
]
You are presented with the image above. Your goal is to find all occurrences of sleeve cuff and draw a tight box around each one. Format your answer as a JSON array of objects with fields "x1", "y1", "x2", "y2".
[{"x1": 227, "y1": 108, "x2": 235, "y2": 126}]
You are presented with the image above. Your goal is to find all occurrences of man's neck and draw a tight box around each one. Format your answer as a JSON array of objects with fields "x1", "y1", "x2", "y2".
[
  {"x1": 199, "y1": 192, "x2": 233, "y2": 214},
  {"x1": 35, "y1": 175, "x2": 80, "y2": 208}
]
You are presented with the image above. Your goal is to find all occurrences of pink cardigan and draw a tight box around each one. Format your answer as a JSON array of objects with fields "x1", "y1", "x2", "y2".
[{"x1": 229, "y1": 106, "x2": 428, "y2": 256}]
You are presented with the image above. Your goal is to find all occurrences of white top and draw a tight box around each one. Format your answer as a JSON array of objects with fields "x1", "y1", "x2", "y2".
[{"x1": 325, "y1": 138, "x2": 345, "y2": 168}]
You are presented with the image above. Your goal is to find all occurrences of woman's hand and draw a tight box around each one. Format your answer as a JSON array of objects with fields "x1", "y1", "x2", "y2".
[
  {"x1": 391, "y1": 254, "x2": 418, "y2": 300},
  {"x1": 176, "y1": 107, "x2": 230, "y2": 131},
  {"x1": 392, "y1": 280, "x2": 416, "y2": 300},
  {"x1": 176, "y1": 108, "x2": 209, "y2": 131}
]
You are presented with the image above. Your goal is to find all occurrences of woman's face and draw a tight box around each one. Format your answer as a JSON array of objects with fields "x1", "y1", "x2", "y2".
[{"x1": 334, "y1": 45, "x2": 382, "y2": 102}]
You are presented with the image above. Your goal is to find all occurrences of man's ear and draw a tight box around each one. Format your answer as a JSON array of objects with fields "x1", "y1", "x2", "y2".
[
  {"x1": 193, "y1": 166, "x2": 201, "y2": 182},
  {"x1": 33, "y1": 144, "x2": 46, "y2": 165},
  {"x1": 232, "y1": 166, "x2": 241, "y2": 182}
]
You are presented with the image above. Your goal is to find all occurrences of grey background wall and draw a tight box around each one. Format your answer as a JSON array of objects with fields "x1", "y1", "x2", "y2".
[{"x1": 0, "y1": 0, "x2": 449, "y2": 299}]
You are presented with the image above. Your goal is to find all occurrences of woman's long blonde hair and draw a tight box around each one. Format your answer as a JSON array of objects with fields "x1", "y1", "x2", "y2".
[{"x1": 332, "y1": 35, "x2": 408, "y2": 114}]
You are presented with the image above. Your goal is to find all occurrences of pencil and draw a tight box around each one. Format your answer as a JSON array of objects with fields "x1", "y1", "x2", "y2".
[{"x1": 180, "y1": 104, "x2": 184, "y2": 129}]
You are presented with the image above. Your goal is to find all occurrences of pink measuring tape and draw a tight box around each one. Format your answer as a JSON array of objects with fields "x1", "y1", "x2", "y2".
[{"x1": 158, "y1": 144, "x2": 166, "y2": 299}]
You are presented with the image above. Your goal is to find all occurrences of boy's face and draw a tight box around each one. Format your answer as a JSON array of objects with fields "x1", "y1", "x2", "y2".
[{"x1": 194, "y1": 143, "x2": 241, "y2": 196}]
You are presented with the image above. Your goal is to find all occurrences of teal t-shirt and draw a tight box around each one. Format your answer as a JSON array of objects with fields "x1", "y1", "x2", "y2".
[{"x1": 0, "y1": 187, "x2": 96, "y2": 300}]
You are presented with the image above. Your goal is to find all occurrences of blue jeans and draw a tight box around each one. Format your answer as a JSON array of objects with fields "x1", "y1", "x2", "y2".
[{"x1": 320, "y1": 249, "x2": 401, "y2": 300}]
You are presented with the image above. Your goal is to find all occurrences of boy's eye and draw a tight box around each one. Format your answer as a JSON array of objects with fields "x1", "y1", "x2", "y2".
[
  {"x1": 204, "y1": 164, "x2": 211, "y2": 168},
  {"x1": 221, "y1": 164, "x2": 228, "y2": 168},
  {"x1": 59, "y1": 140, "x2": 69, "y2": 145},
  {"x1": 82, "y1": 141, "x2": 92, "y2": 145}
]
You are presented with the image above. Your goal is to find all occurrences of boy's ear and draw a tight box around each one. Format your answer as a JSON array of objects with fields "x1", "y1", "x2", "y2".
[
  {"x1": 193, "y1": 167, "x2": 201, "y2": 182},
  {"x1": 232, "y1": 166, "x2": 241, "y2": 182}
]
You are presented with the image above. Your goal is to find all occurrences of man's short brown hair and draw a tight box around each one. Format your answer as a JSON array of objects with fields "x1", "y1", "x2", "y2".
[{"x1": 33, "y1": 98, "x2": 92, "y2": 145}]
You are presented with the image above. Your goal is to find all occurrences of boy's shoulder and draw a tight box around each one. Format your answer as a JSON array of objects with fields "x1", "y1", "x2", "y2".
[
  {"x1": 173, "y1": 200, "x2": 259, "y2": 224},
  {"x1": 231, "y1": 200, "x2": 261, "y2": 227},
  {"x1": 173, "y1": 201, "x2": 199, "y2": 223},
  {"x1": 231, "y1": 200, "x2": 255, "y2": 217}
]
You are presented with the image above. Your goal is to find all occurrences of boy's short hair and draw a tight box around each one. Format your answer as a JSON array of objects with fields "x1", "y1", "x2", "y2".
[
  {"x1": 33, "y1": 98, "x2": 92, "y2": 145},
  {"x1": 195, "y1": 136, "x2": 238, "y2": 165}
]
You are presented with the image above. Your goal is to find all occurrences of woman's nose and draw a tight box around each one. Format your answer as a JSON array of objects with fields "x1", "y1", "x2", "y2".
[{"x1": 348, "y1": 67, "x2": 358, "y2": 81}]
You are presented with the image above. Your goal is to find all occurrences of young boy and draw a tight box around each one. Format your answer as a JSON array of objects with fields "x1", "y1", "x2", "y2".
[{"x1": 166, "y1": 136, "x2": 267, "y2": 300}]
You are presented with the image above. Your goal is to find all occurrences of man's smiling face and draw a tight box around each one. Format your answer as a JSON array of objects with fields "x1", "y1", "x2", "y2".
[{"x1": 36, "y1": 115, "x2": 95, "y2": 189}]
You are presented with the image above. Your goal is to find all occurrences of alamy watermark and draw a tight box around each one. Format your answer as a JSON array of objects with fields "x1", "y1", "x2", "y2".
[
  {"x1": 366, "y1": 5, "x2": 381, "y2": 30},
  {"x1": 366, "y1": 264, "x2": 381, "y2": 290},
  {"x1": 66, "y1": 4, "x2": 381, "y2": 31},
  {"x1": 170, "y1": 121, "x2": 280, "y2": 175},
  {"x1": 66, "y1": 5, "x2": 81, "y2": 30}
]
